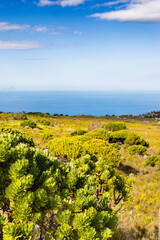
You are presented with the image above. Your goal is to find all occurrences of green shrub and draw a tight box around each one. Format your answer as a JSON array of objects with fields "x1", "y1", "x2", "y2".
[
  {"x1": 83, "y1": 139, "x2": 121, "y2": 167},
  {"x1": 104, "y1": 122, "x2": 126, "y2": 132},
  {"x1": 37, "y1": 118, "x2": 50, "y2": 126},
  {"x1": 0, "y1": 127, "x2": 34, "y2": 147},
  {"x1": 125, "y1": 132, "x2": 149, "y2": 147},
  {"x1": 0, "y1": 132, "x2": 133, "y2": 239},
  {"x1": 111, "y1": 130, "x2": 149, "y2": 147},
  {"x1": 42, "y1": 133, "x2": 54, "y2": 142},
  {"x1": 70, "y1": 129, "x2": 87, "y2": 136},
  {"x1": 20, "y1": 120, "x2": 37, "y2": 129},
  {"x1": 50, "y1": 137, "x2": 121, "y2": 167},
  {"x1": 50, "y1": 137, "x2": 85, "y2": 160},
  {"x1": 145, "y1": 155, "x2": 160, "y2": 167},
  {"x1": 110, "y1": 130, "x2": 129, "y2": 144},
  {"x1": 128, "y1": 145, "x2": 147, "y2": 155},
  {"x1": 82, "y1": 129, "x2": 110, "y2": 142}
]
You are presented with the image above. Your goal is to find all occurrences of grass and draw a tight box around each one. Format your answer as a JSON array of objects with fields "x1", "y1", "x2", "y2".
[{"x1": 0, "y1": 112, "x2": 160, "y2": 239}]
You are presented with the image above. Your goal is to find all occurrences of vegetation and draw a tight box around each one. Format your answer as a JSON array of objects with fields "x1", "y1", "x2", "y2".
[
  {"x1": 82, "y1": 129, "x2": 110, "y2": 141},
  {"x1": 20, "y1": 120, "x2": 37, "y2": 129},
  {"x1": 128, "y1": 145, "x2": 147, "y2": 155},
  {"x1": 0, "y1": 127, "x2": 34, "y2": 147},
  {"x1": 111, "y1": 130, "x2": 149, "y2": 147},
  {"x1": 0, "y1": 132, "x2": 133, "y2": 239},
  {"x1": 103, "y1": 122, "x2": 127, "y2": 132},
  {"x1": 70, "y1": 129, "x2": 87, "y2": 136},
  {"x1": 145, "y1": 155, "x2": 160, "y2": 167},
  {"x1": 0, "y1": 112, "x2": 160, "y2": 239},
  {"x1": 36, "y1": 118, "x2": 51, "y2": 126}
]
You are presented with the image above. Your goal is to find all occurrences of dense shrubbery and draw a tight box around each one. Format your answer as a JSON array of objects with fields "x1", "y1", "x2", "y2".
[
  {"x1": 70, "y1": 129, "x2": 87, "y2": 136},
  {"x1": 81, "y1": 129, "x2": 110, "y2": 142},
  {"x1": 83, "y1": 139, "x2": 121, "y2": 167},
  {"x1": 0, "y1": 127, "x2": 34, "y2": 147},
  {"x1": 49, "y1": 137, "x2": 121, "y2": 167},
  {"x1": 0, "y1": 132, "x2": 133, "y2": 239},
  {"x1": 20, "y1": 120, "x2": 37, "y2": 129},
  {"x1": 49, "y1": 137, "x2": 85, "y2": 160},
  {"x1": 111, "y1": 130, "x2": 149, "y2": 147},
  {"x1": 128, "y1": 145, "x2": 147, "y2": 155},
  {"x1": 145, "y1": 155, "x2": 160, "y2": 167},
  {"x1": 37, "y1": 118, "x2": 50, "y2": 126},
  {"x1": 103, "y1": 122, "x2": 126, "y2": 132}
]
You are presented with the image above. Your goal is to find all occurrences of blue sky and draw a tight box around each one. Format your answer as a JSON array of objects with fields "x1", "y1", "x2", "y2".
[{"x1": 0, "y1": 0, "x2": 160, "y2": 91}]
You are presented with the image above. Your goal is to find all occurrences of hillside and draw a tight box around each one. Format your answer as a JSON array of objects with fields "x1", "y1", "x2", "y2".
[{"x1": 0, "y1": 112, "x2": 160, "y2": 240}]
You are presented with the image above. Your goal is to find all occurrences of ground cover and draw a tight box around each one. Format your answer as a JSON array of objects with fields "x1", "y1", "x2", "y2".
[{"x1": 0, "y1": 112, "x2": 160, "y2": 239}]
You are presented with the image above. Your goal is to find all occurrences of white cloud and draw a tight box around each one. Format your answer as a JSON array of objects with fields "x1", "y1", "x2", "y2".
[
  {"x1": 90, "y1": 0, "x2": 160, "y2": 23},
  {"x1": 92, "y1": 0, "x2": 129, "y2": 8},
  {"x1": 0, "y1": 22, "x2": 30, "y2": 31},
  {"x1": 36, "y1": 0, "x2": 85, "y2": 7},
  {"x1": 60, "y1": 0, "x2": 85, "y2": 7},
  {"x1": 73, "y1": 31, "x2": 83, "y2": 35},
  {"x1": 34, "y1": 26, "x2": 48, "y2": 32},
  {"x1": 0, "y1": 41, "x2": 42, "y2": 50}
]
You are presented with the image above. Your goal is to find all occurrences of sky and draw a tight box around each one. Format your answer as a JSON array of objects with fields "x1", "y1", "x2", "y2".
[{"x1": 0, "y1": 0, "x2": 160, "y2": 91}]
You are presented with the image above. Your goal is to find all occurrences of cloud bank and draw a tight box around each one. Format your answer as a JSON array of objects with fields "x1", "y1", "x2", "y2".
[
  {"x1": 91, "y1": 0, "x2": 160, "y2": 23},
  {"x1": 0, "y1": 41, "x2": 42, "y2": 50},
  {"x1": 0, "y1": 22, "x2": 30, "y2": 31},
  {"x1": 36, "y1": 0, "x2": 85, "y2": 7}
]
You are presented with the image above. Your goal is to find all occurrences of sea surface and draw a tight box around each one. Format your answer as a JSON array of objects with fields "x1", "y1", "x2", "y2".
[{"x1": 0, "y1": 91, "x2": 160, "y2": 116}]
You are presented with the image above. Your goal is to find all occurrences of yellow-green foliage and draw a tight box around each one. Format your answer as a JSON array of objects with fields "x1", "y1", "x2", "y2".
[
  {"x1": 145, "y1": 155, "x2": 160, "y2": 167},
  {"x1": 0, "y1": 132, "x2": 133, "y2": 240},
  {"x1": 70, "y1": 129, "x2": 87, "y2": 136},
  {"x1": 49, "y1": 137, "x2": 86, "y2": 160},
  {"x1": 128, "y1": 145, "x2": 147, "y2": 155},
  {"x1": 0, "y1": 127, "x2": 34, "y2": 147},
  {"x1": 81, "y1": 129, "x2": 110, "y2": 142},
  {"x1": 20, "y1": 120, "x2": 37, "y2": 129},
  {"x1": 103, "y1": 122, "x2": 126, "y2": 131},
  {"x1": 111, "y1": 130, "x2": 149, "y2": 147},
  {"x1": 49, "y1": 137, "x2": 121, "y2": 167},
  {"x1": 36, "y1": 118, "x2": 50, "y2": 126},
  {"x1": 83, "y1": 139, "x2": 121, "y2": 167}
]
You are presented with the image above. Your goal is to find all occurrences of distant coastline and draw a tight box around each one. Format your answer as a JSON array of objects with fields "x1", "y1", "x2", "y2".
[{"x1": 0, "y1": 91, "x2": 160, "y2": 116}]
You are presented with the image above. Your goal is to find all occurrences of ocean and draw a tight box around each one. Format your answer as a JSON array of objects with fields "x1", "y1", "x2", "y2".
[{"x1": 0, "y1": 91, "x2": 160, "y2": 116}]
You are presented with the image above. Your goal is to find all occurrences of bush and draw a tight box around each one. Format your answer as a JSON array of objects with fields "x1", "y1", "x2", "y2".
[
  {"x1": 83, "y1": 139, "x2": 121, "y2": 167},
  {"x1": 70, "y1": 129, "x2": 87, "y2": 136},
  {"x1": 49, "y1": 137, "x2": 85, "y2": 160},
  {"x1": 49, "y1": 137, "x2": 121, "y2": 167},
  {"x1": 0, "y1": 127, "x2": 34, "y2": 147},
  {"x1": 42, "y1": 133, "x2": 54, "y2": 142},
  {"x1": 20, "y1": 120, "x2": 37, "y2": 129},
  {"x1": 104, "y1": 122, "x2": 126, "y2": 132},
  {"x1": 37, "y1": 118, "x2": 50, "y2": 126},
  {"x1": 81, "y1": 129, "x2": 110, "y2": 142},
  {"x1": 125, "y1": 132, "x2": 149, "y2": 147},
  {"x1": 110, "y1": 130, "x2": 129, "y2": 144},
  {"x1": 111, "y1": 130, "x2": 149, "y2": 147},
  {"x1": 0, "y1": 132, "x2": 133, "y2": 239},
  {"x1": 128, "y1": 145, "x2": 147, "y2": 155},
  {"x1": 145, "y1": 155, "x2": 160, "y2": 167}
]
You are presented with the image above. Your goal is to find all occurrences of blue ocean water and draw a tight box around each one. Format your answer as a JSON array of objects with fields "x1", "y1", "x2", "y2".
[{"x1": 0, "y1": 91, "x2": 160, "y2": 116}]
